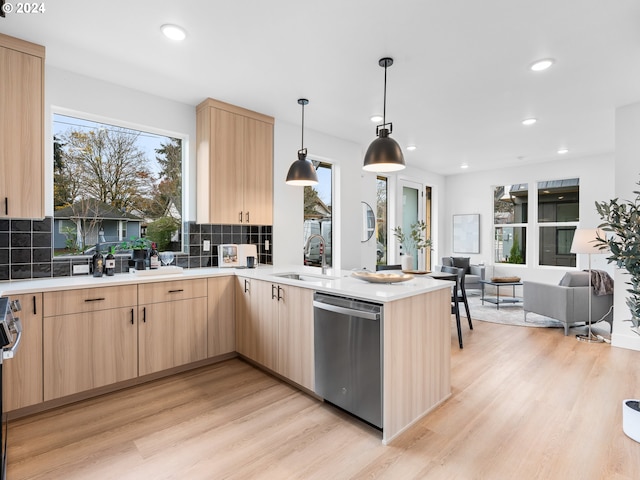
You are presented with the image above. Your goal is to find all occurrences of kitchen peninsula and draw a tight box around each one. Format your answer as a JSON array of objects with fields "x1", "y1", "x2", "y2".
[{"x1": 1, "y1": 266, "x2": 451, "y2": 444}]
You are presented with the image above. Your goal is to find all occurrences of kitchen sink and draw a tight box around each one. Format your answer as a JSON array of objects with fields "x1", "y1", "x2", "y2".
[{"x1": 273, "y1": 272, "x2": 338, "y2": 282}]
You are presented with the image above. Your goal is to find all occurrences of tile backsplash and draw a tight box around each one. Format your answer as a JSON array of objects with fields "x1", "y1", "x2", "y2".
[{"x1": 0, "y1": 218, "x2": 273, "y2": 281}]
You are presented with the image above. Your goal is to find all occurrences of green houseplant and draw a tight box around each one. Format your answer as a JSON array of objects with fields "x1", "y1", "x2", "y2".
[
  {"x1": 121, "y1": 236, "x2": 151, "y2": 270},
  {"x1": 392, "y1": 221, "x2": 431, "y2": 270},
  {"x1": 595, "y1": 179, "x2": 640, "y2": 334},
  {"x1": 121, "y1": 236, "x2": 151, "y2": 251}
]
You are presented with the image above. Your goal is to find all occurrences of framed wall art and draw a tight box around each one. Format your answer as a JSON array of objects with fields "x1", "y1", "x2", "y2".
[{"x1": 453, "y1": 214, "x2": 480, "y2": 253}]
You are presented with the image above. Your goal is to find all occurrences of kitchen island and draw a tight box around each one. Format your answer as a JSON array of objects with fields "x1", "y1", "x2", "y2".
[{"x1": 0, "y1": 265, "x2": 451, "y2": 444}]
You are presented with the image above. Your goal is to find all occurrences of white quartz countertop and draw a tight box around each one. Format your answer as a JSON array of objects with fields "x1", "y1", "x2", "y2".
[{"x1": 0, "y1": 265, "x2": 451, "y2": 303}]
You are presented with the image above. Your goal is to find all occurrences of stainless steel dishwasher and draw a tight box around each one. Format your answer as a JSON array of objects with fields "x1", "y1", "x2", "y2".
[{"x1": 313, "y1": 292, "x2": 383, "y2": 429}]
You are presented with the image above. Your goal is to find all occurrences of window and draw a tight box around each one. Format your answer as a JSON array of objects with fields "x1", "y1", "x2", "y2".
[
  {"x1": 538, "y1": 178, "x2": 579, "y2": 267},
  {"x1": 376, "y1": 176, "x2": 388, "y2": 265},
  {"x1": 53, "y1": 113, "x2": 183, "y2": 255},
  {"x1": 303, "y1": 161, "x2": 332, "y2": 267},
  {"x1": 493, "y1": 184, "x2": 528, "y2": 264}
]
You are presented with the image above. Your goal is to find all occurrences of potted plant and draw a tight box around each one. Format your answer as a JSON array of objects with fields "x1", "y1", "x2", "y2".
[
  {"x1": 392, "y1": 220, "x2": 431, "y2": 271},
  {"x1": 595, "y1": 177, "x2": 640, "y2": 442},
  {"x1": 121, "y1": 236, "x2": 151, "y2": 270}
]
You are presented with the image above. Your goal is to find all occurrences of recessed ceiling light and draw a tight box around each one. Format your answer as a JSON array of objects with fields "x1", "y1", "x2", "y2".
[
  {"x1": 557, "y1": 148, "x2": 569, "y2": 154},
  {"x1": 522, "y1": 118, "x2": 537, "y2": 126},
  {"x1": 460, "y1": 163, "x2": 469, "y2": 169},
  {"x1": 406, "y1": 145, "x2": 417, "y2": 151},
  {"x1": 530, "y1": 58, "x2": 555, "y2": 72},
  {"x1": 370, "y1": 115, "x2": 383, "y2": 123},
  {"x1": 161, "y1": 24, "x2": 187, "y2": 41}
]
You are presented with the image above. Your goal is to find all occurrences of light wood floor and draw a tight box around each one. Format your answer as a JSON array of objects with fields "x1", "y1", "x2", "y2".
[{"x1": 5, "y1": 319, "x2": 640, "y2": 480}]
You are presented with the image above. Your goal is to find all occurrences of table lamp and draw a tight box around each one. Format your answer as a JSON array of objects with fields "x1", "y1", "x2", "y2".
[{"x1": 570, "y1": 228, "x2": 608, "y2": 343}]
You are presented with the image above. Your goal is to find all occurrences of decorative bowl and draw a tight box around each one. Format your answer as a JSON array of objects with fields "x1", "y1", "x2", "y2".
[{"x1": 351, "y1": 271, "x2": 414, "y2": 284}]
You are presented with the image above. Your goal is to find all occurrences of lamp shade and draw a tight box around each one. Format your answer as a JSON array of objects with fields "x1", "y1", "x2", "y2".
[
  {"x1": 285, "y1": 98, "x2": 318, "y2": 186},
  {"x1": 363, "y1": 128, "x2": 406, "y2": 172},
  {"x1": 286, "y1": 150, "x2": 318, "y2": 186},
  {"x1": 363, "y1": 57, "x2": 406, "y2": 173},
  {"x1": 570, "y1": 228, "x2": 607, "y2": 254}
]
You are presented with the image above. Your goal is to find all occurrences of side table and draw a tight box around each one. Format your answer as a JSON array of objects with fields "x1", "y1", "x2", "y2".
[{"x1": 480, "y1": 279, "x2": 523, "y2": 310}]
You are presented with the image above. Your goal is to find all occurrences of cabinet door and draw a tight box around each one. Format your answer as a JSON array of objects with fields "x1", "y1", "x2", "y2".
[
  {"x1": 235, "y1": 277, "x2": 256, "y2": 360},
  {"x1": 252, "y1": 280, "x2": 278, "y2": 370},
  {"x1": 210, "y1": 107, "x2": 245, "y2": 224},
  {"x1": 43, "y1": 307, "x2": 138, "y2": 400},
  {"x1": 235, "y1": 278, "x2": 277, "y2": 369},
  {"x1": 0, "y1": 43, "x2": 44, "y2": 218},
  {"x1": 3, "y1": 293, "x2": 43, "y2": 411},
  {"x1": 138, "y1": 297, "x2": 208, "y2": 376},
  {"x1": 244, "y1": 117, "x2": 273, "y2": 225},
  {"x1": 277, "y1": 285, "x2": 314, "y2": 390},
  {"x1": 208, "y1": 276, "x2": 235, "y2": 357}
]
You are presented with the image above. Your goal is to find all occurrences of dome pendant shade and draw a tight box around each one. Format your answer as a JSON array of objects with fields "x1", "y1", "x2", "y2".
[
  {"x1": 363, "y1": 57, "x2": 406, "y2": 172},
  {"x1": 286, "y1": 98, "x2": 318, "y2": 186},
  {"x1": 363, "y1": 128, "x2": 405, "y2": 172},
  {"x1": 286, "y1": 149, "x2": 318, "y2": 185}
]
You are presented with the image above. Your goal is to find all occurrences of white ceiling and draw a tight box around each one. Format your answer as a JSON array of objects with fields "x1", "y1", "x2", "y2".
[{"x1": 2, "y1": 0, "x2": 640, "y2": 175}]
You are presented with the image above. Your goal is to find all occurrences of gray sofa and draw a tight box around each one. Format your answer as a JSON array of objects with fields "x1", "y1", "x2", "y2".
[
  {"x1": 440, "y1": 257, "x2": 485, "y2": 291},
  {"x1": 523, "y1": 271, "x2": 614, "y2": 335}
]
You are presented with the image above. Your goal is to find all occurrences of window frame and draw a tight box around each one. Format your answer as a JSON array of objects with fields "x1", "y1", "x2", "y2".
[
  {"x1": 493, "y1": 183, "x2": 528, "y2": 266},
  {"x1": 303, "y1": 159, "x2": 334, "y2": 269},
  {"x1": 51, "y1": 107, "x2": 188, "y2": 256},
  {"x1": 535, "y1": 177, "x2": 580, "y2": 268}
]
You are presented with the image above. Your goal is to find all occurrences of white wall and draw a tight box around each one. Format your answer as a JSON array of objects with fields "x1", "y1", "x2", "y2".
[
  {"x1": 442, "y1": 154, "x2": 615, "y2": 286},
  {"x1": 612, "y1": 101, "x2": 640, "y2": 351}
]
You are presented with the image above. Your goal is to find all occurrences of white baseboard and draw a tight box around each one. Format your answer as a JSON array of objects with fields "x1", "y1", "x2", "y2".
[{"x1": 612, "y1": 331, "x2": 640, "y2": 351}]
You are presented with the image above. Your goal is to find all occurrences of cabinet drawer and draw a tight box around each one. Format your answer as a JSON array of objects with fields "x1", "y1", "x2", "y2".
[
  {"x1": 138, "y1": 279, "x2": 207, "y2": 304},
  {"x1": 44, "y1": 285, "x2": 137, "y2": 317}
]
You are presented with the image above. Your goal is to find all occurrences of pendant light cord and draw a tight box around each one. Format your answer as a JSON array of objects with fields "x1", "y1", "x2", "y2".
[
  {"x1": 382, "y1": 62, "x2": 387, "y2": 126},
  {"x1": 301, "y1": 101, "x2": 305, "y2": 151}
]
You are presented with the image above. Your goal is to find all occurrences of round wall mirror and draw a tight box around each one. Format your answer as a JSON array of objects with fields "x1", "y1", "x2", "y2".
[{"x1": 361, "y1": 202, "x2": 376, "y2": 242}]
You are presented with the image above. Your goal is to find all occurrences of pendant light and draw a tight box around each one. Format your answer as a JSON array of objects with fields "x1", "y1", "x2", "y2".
[
  {"x1": 286, "y1": 99, "x2": 318, "y2": 185},
  {"x1": 363, "y1": 57, "x2": 406, "y2": 172}
]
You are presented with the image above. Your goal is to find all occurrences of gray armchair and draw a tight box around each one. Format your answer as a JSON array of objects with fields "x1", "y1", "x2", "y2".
[
  {"x1": 523, "y1": 271, "x2": 613, "y2": 336},
  {"x1": 441, "y1": 257, "x2": 485, "y2": 292}
]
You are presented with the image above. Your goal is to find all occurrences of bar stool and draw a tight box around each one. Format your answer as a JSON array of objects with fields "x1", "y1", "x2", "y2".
[{"x1": 441, "y1": 265, "x2": 473, "y2": 348}]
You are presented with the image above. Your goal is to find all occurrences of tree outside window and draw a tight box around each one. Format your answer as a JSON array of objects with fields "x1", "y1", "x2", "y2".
[{"x1": 53, "y1": 114, "x2": 183, "y2": 255}]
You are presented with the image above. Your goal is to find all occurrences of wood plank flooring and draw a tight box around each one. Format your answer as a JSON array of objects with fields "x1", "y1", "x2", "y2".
[{"x1": 5, "y1": 319, "x2": 640, "y2": 479}]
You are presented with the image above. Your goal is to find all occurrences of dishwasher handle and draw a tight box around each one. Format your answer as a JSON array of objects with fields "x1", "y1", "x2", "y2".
[{"x1": 313, "y1": 300, "x2": 380, "y2": 321}]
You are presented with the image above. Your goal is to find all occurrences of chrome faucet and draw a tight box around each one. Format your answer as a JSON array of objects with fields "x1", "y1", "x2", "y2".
[{"x1": 305, "y1": 234, "x2": 328, "y2": 275}]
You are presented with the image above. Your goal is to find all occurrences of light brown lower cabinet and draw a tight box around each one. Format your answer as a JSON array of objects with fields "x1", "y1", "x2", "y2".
[
  {"x1": 208, "y1": 276, "x2": 236, "y2": 357},
  {"x1": 275, "y1": 283, "x2": 314, "y2": 391},
  {"x1": 236, "y1": 277, "x2": 277, "y2": 370},
  {"x1": 138, "y1": 279, "x2": 208, "y2": 376},
  {"x1": 43, "y1": 306, "x2": 138, "y2": 400},
  {"x1": 3, "y1": 293, "x2": 43, "y2": 410},
  {"x1": 236, "y1": 277, "x2": 314, "y2": 390}
]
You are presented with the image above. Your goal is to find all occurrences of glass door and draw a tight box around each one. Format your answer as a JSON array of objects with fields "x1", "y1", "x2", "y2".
[{"x1": 398, "y1": 180, "x2": 424, "y2": 270}]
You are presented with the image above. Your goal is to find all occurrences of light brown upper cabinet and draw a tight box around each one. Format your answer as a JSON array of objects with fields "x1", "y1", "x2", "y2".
[
  {"x1": 196, "y1": 98, "x2": 274, "y2": 225},
  {"x1": 0, "y1": 34, "x2": 44, "y2": 219}
]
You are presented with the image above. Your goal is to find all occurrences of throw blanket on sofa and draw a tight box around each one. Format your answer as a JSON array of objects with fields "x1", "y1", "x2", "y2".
[{"x1": 589, "y1": 269, "x2": 614, "y2": 296}]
